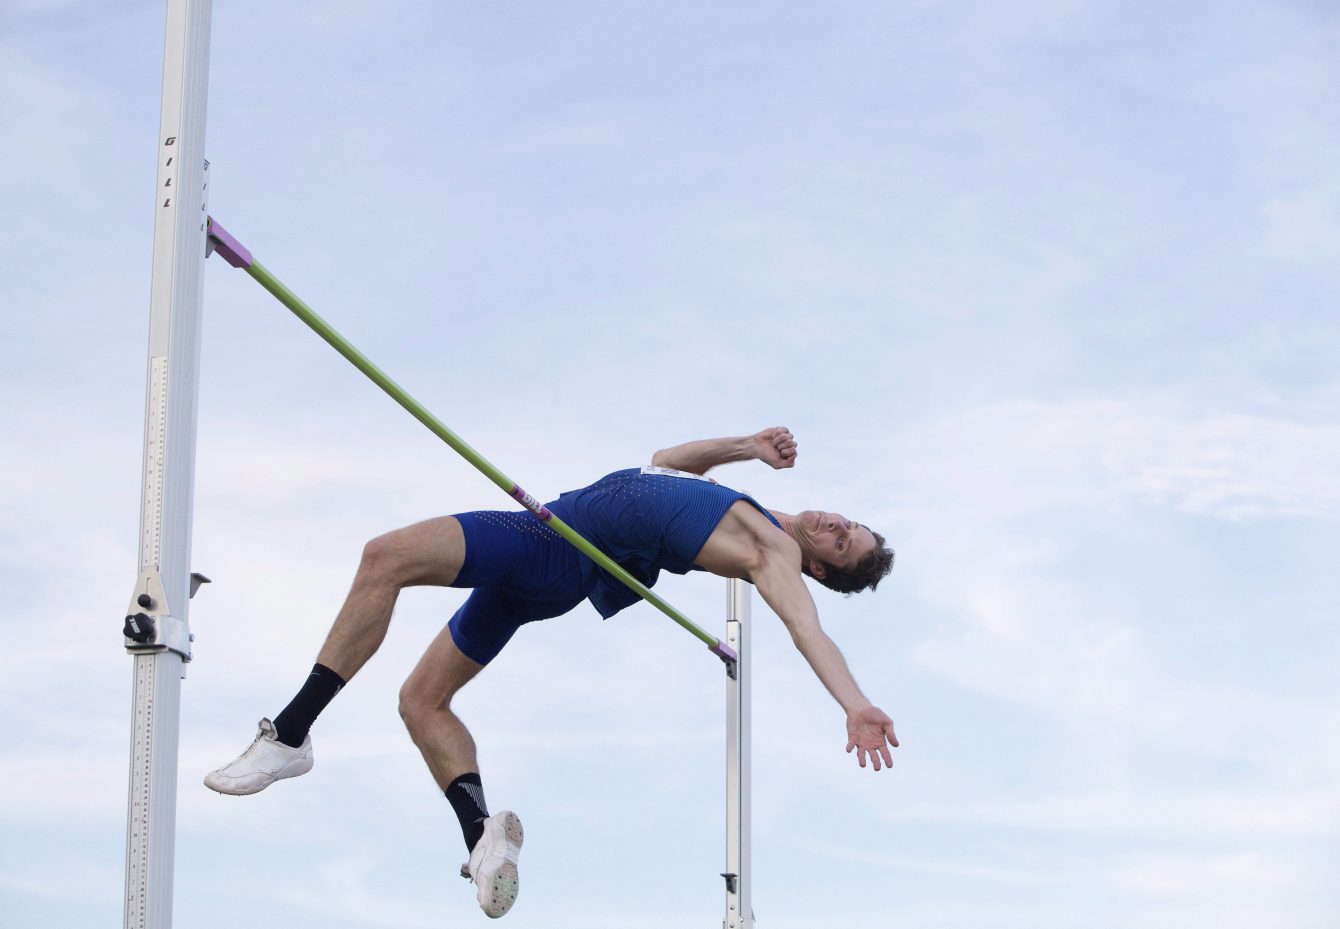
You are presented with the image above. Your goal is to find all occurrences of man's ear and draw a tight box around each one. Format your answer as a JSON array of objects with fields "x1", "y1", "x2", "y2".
[{"x1": 807, "y1": 558, "x2": 827, "y2": 580}]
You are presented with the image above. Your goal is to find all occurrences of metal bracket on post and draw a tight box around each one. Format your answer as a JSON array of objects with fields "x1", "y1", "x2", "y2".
[
  {"x1": 121, "y1": 571, "x2": 208, "y2": 658},
  {"x1": 711, "y1": 640, "x2": 739, "y2": 679},
  {"x1": 205, "y1": 217, "x2": 251, "y2": 268},
  {"x1": 122, "y1": 570, "x2": 193, "y2": 660}
]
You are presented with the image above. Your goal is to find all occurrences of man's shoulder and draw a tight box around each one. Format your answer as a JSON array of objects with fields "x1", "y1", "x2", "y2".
[
  {"x1": 695, "y1": 500, "x2": 799, "y2": 577},
  {"x1": 717, "y1": 499, "x2": 791, "y2": 545}
]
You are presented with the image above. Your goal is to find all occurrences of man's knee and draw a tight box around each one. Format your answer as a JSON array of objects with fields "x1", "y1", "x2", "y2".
[
  {"x1": 356, "y1": 528, "x2": 428, "y2": 588},
  {"x1": 400, "y1": 625, "x2": 485, "y2": 732},
  {"x1": 398, "y1": 677, "x2": 445, "y2": 732},
  {"x1": 358, "y1": 532, "x2": 400, "y2": 582}
]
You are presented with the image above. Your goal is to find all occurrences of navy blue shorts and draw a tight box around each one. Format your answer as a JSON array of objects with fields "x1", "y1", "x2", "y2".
[{"x1": 447, "y1": 511, "x2": 594, "y2": 665}]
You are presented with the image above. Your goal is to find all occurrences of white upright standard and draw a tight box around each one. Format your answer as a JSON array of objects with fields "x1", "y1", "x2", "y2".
[
  {"x1": 724, "y1": 579, "x2": 755, "y2": 929},
  {"x1": 122, "y1": 1, "x2": 213, "y2": 927}
]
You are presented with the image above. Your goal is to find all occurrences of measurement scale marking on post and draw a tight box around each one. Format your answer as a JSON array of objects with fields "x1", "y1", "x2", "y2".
[
  {"x1": 126, "y1": 655, "x2": 157, "y2": 929},
  {"x1": 140, "y1": 356, "x2": 169, "y2": 570}
]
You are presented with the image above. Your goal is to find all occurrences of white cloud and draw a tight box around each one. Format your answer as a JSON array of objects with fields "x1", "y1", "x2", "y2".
[
  {"x1": 1111, "y1": 850, "x2": 1294, "y2": 896},
  {"x1": 877, "y1": 392, "x2": 1340, "y2": 867},
  {"x1": 892, "y1": 784, "x2": 1340, "y2": 842},
  {"x1": 271, "y1": 853, "x2": 445, "y2": 929},
  {"x1": 904, "y1": 396, "x2": 1340, "y2": 524}
]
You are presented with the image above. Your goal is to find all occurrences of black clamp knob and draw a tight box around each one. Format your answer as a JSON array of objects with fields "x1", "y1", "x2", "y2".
[
  {"x1": 137, "y1": 593, "x2": 155, "y2": 609},
  {"x1": 123, "y1": 612, "x2": 155, "y2": 644}
]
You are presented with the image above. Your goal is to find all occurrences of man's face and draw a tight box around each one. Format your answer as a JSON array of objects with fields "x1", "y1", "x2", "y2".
[{"x1": 795, "y1": 510, "x2": 877, "y2": 577}]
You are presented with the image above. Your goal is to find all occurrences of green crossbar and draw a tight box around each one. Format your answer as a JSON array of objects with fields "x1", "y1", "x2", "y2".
[{"x1": 206, "y1": 218, "x2": 736, "y2": 666}]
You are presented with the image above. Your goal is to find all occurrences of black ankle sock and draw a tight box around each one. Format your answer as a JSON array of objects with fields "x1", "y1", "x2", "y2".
[
  {"x1": 445, "y1": 773, "x2": 490, "y2": 852},
  {"x1": 272, "y1": 663, "x2": 346, "y2": 748}
]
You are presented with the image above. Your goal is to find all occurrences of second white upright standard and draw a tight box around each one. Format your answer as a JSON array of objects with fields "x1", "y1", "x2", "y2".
[{"x1": 724, "y1": 578, "x2": 755, "y2": 929}]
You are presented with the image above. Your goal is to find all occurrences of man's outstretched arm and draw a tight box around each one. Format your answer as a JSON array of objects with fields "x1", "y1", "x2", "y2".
[
  {"x1": 750, "y1": 545, "x2": 899, "y2": 771},
  {"x1": 651, "y1": 426, "x2": 797, "y2": 475}
]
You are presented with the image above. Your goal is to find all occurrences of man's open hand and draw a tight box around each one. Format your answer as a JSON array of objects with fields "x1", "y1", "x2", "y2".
[
  {"x1": 751, "y1": 427, "x2": 797, "y2": 470},
  {"x1": 845, "y1": 705, "x2": 898, "y2": 771}
]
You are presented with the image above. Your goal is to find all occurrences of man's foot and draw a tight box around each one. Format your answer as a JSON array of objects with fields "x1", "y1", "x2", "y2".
[
  {"x1": 460, "y1": 810, "x2": 524, "y2": 918},
  {"x1": 203, "y1": 718, "x2": 313, "y2": 795}
]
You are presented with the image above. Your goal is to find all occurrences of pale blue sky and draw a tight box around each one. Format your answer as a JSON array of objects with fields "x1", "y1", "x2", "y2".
[{"x1": 2, "y1": 1, "x2": 1338, "y2": 927}]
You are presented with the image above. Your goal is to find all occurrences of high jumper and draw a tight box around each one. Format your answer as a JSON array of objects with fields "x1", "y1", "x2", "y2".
[{"x1": 203, "y1": 426, "x2": 897, "y2": 918}]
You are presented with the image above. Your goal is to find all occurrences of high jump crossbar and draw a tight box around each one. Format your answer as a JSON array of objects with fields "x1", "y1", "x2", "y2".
[{"x1": 205, "y1": 218, "x2": 737, "y2": 668}]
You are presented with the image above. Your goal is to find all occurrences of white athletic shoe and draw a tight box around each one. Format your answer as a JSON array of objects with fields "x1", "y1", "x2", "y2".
[
  {"x1": 203, "y1": 718, "x2": 313, "y2": 796},
  {"x1": 461, "y1": 811, "x2": 524, "y2": 918}
]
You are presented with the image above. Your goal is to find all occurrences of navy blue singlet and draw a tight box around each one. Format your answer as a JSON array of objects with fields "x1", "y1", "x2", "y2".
[
  {"x1": 546, "y1": 467, "x2": 782, "y2": 617},
  {"x1": 446, "y1": 467, "x2": 782, "y2": 664}
]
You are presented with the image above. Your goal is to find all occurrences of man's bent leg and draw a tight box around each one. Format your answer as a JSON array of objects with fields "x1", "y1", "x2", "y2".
[
  {"x1": 399, "y1": 620, "x2": 487, "y2": 793},
  {"x1": 400, "y1": 624, "x2": 525, "y2": 918},
  {"x1": 205, "y1": 516, "x2": 469, "y2": 794},
  {"x1": 270, "y1": 515, "x2": 468, "y2": 748},
  {"x1": 317, "y1": 515, "x2": 468, "y2": 682}
]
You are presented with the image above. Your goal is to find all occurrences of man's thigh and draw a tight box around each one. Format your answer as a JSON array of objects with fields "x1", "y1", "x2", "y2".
[{"x1": 371, "y1": 515, "x2": 467, "y2": 587}]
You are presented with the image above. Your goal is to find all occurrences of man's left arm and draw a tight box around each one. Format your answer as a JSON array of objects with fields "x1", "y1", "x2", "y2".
[
  {"x1": 750, "y1": 547, "x2": 899, "y2": 771},
  {"x1": 651, "y1": 427, "x2": 797, "y2": 475}
]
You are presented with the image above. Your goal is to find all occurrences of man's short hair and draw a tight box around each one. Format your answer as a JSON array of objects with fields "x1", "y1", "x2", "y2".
[{"x1": 809, "y1": 529, "x2": 895, "y2": 595}]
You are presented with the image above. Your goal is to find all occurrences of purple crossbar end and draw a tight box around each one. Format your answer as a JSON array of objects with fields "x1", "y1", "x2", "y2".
[
  {"x1": 710, "y1": 640, "x2": 738, "y2": 664},
  {"x1": 206, "y1": 217, "x2": 253, "y2": 269}
]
